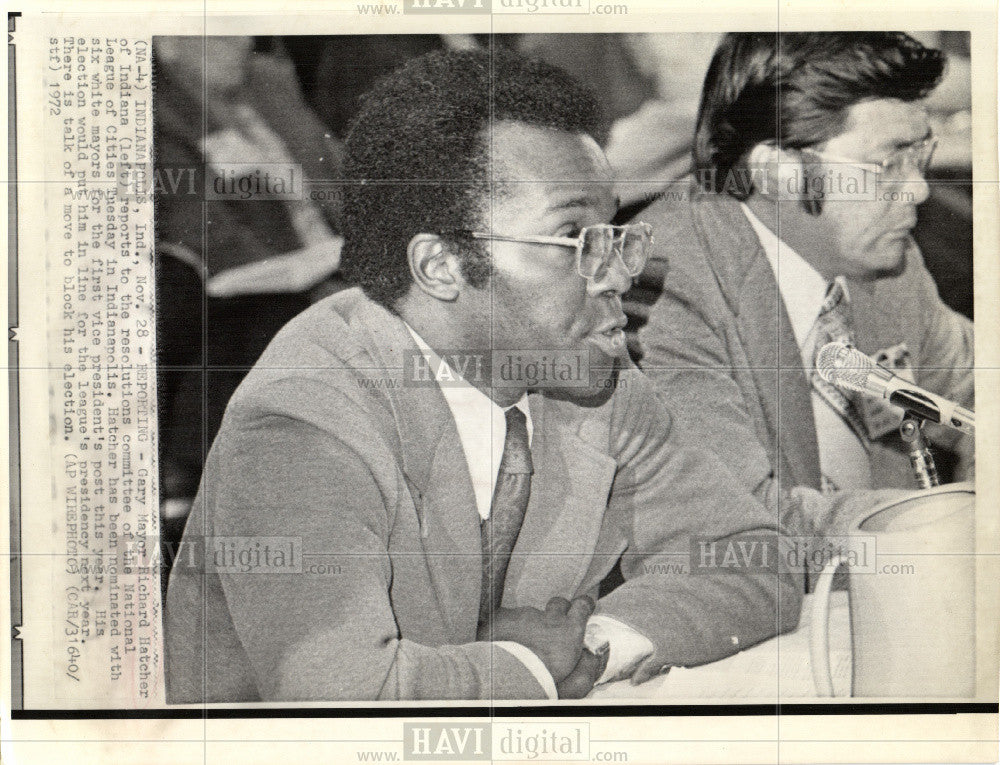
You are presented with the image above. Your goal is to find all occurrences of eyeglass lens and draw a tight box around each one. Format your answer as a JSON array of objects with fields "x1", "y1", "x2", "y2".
[
  {"x1": 886, "y1": 140, "x2": 936, "y2": 176},
  {"x1": 580, "y1": 226, "x2": 650, "y2": 280}
]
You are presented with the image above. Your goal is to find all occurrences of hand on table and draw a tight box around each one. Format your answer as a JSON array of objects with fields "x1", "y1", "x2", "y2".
[
  {"x1": 478, "y1": 596, "x2": 595, "y2": 683},
  {"x1": 556, "y1": 647, "x2": 609, "y2": 699},
  {"x1": 629, "y1": 657, "x2": 670, "y2": 686}
]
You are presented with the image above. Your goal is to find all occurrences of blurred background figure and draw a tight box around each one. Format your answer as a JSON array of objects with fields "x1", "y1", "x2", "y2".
[
  {"x1": 908, "y1": 31, "x2": 973, "y2": 319},
  {"x1": 289, "y1": 35, "x2": 446, "y2": 139},
  {"x1": 289, "y1": 33, "x2": 514, "y2": 140},
  {"x1": 520, "y1": 33, "x2": 721, "y2": 215},
  {"x1": 153, "y1": 36, "x2": 346, "y2": 526}
]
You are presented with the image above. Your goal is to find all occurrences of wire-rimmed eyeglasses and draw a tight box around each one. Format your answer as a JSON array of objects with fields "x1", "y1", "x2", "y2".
[{"x1": 804, "y1": 136, "x2": 938, "y2": 180}]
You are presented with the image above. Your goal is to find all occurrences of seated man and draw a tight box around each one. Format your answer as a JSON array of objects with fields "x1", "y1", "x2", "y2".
[
  {"x1": 637, "y1": 33, "x2": 974, "y2": 540},
  {"x1": 165, "y1": 48, "x2": 801, "y2": 703}
]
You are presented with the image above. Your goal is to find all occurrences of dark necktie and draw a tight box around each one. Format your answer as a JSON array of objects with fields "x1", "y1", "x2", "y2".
[{"x1": 478, "y1": 406, "x2": 533, "y2": 628}]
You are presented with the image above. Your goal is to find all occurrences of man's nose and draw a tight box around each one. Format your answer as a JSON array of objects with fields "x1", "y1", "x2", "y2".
[
  {"x1": 904, "y1": 163, "x2": 931, "y2": 206},
  {"x1": 586, "y1": 249, "x2": 633, "y2": 296}
]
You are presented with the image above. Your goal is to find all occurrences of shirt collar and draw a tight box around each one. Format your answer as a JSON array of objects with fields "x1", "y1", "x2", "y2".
[
  {"x1": 404, "y1": 323, "x2": 532, "y2": 518},
  {"x1": 740, "y1": 203, "x2": 830, "y2": 353}
]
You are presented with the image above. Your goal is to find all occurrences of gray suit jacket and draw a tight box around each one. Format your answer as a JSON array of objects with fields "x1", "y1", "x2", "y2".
[
  {"x1": 165, "y1": 287, "x2": 802, "y2": 702},
  {"x1": 636, "y1": 190, "x2": 974, "y2": 537}
]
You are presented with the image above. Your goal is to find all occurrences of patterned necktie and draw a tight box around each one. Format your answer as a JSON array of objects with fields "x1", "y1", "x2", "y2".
[
  {"x1": 806, "y1": 277, "x2": 871, "y2": 493},
  {"x1": 478, "y1": 406, "x2": 533, "y2": 627}
]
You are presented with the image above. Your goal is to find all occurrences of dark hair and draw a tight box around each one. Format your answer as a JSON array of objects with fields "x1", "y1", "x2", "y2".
[
  {"x1": 694, "y1": 32, "x2": 945, "y2": 198},
  {"x1": 340, "y1": 48, "x2": 602, "y2": 310}
]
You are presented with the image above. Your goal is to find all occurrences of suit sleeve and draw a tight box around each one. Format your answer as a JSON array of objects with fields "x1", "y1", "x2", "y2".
[
  {"x1": 638, "y1": 260, "x2": 782, "y2": 496},
  {"x1": 594, "y1": 369, "x2": 804, "y2": 671},
  {"x1": 907, "y1": 252, "x2": 975, "y2": 476},
  {"x1": 210, "y1": 408, "x2": 547, "y2": 701}
]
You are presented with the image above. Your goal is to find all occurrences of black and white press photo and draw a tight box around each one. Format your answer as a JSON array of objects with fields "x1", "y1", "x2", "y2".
[
  {"x1": 5, "y1": 6, "x2": 998, "y2": 765},
  {"x1": 149, "y1": 31, "x2": 978, "y2": 702}
]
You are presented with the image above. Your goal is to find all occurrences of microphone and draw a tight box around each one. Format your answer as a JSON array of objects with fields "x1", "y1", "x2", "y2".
[{"x1": 816, "y1": 342, "x2": 975, "y2": 436}]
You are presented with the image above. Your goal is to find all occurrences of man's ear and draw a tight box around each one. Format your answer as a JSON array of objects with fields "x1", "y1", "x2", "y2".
[
  {"x1": 407, "y1": 234, "x2": 462, "y2": 302},
  {"x1": 746, "y1": 142, "x2": 805, "y2": 200}
]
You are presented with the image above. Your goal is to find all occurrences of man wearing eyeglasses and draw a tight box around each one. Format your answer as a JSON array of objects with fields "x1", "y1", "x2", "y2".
[
  {"x1": 637, "y1": 33, "x2": 974, "y2": 545},
  {"x1": 165, "y1": 48, "x2": 802, "y2": 702}
]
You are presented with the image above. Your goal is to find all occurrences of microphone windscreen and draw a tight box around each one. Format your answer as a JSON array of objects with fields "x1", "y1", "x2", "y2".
[{"x1": 815, "y1": 342, "x2": 872, "y2": 393}]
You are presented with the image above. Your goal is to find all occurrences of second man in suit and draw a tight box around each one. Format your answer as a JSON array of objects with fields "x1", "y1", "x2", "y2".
[{"x1": 637, "y1": 32, "x2": 974, "y2": 542}]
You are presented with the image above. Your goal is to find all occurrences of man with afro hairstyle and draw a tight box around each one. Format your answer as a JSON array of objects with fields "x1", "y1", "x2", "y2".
[{"x1": 166, "y1": 47, "x2": 801, "y2": 702}]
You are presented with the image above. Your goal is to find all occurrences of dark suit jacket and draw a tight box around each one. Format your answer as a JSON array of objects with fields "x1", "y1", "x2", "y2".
[
  {"x1": 165, "y1": 288, "x2": 803, "y2": 702},
  {"x1": 636, "y1": 189, "x2": 974, "y2": 537}
]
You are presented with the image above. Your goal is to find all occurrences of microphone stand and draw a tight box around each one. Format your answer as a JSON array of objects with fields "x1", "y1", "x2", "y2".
[{"x1": 899, "y1": 414, "x2": 940, "y2": 489}]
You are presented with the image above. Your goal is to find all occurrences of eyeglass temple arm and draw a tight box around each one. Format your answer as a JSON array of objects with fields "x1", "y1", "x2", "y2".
[
  {"x1": 801, "y1": 148, "x2": 882, "y2": 171},
  {"x1": 469, "y1": 232, "x2": 580, "y2": 248},
  {"x1": 470, "y1": 225, "x2": 651, "y2": 248},
  {"x1": 804, "y1": 138, "x2": 936, "y2": 171}
]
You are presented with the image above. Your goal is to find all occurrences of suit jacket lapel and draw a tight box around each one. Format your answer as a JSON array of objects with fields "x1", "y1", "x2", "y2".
[
  {"x1": 505, "y1": 395, "x2": 618, "y2": 607},
  {"x1": 353, "y1": 298, "x2": 483, "y2": 637},
  {"x1": 691, "y1": 195, "x2": 822, "y2": 490},
  {"x1": 348, "y1": 296, "x2": 619, "y2": 629}
]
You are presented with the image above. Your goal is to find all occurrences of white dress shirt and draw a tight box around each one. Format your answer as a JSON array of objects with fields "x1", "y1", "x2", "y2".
[
  {"x1": 740, "y1": 204, "x2": 872, "y2": 491},
  {"x1": 405, "y1": 325, "x2": 654, "y2": 692}
]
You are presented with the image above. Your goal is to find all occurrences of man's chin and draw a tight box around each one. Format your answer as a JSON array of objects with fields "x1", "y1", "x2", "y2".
[
  {"x1": 873, "y1": 239, "x2": 910, "y2": 278},
  {"x1": 538, "y1": 360, "x2": 621, "y2": 406},
  {"x1": 853, "y1": 238, "x2": 910, "y2": 281}
]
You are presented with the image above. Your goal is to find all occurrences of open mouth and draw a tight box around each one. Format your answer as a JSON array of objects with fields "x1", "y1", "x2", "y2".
[
  {"x1": 602, "y1": 326, "x2": 626, "y2": 347},
  {"x1": 589, "y1": 323, "x2": 628, "y2": 360}
]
